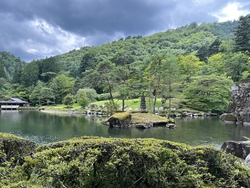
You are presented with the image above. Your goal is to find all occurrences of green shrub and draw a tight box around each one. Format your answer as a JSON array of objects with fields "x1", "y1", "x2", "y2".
[{"x1": 1, "y1": 134, "x2": 250, "y2": 187}]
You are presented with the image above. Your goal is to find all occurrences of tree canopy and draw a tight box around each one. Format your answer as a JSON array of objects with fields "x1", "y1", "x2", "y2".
[{"x1": 1, "y1": 18, "x2": 250, "y2": 113}]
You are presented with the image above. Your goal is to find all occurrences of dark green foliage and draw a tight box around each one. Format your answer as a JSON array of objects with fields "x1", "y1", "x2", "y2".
[
  {"x1": 0, "y1": 52, "x2": 26, "y2": 81},
  {"x1": 20, "y1": 61, "x2": 39, "y2": 86},
  {"x1": 0, "y1": 134, "x2": 249, "y2": 187},
  {"x1": 0, "y1": 60, "x2": 7, "y2": 79},
  {"x1": 39, "y1": 57, "x2": 61, "y2": 82},
  {"x1": 12, "y1": 61, "x2": 24, "y2": 84},
  {"x1": 224, "y1": 52, "x2": 249, "y2": 82},
  {"x1": 0, "y1": 20, "x2": 245, "y2": 112},
  {"x1": 235, "y1": 14, "x2": 250, "y2": 53},
  {"x1": 79, "y1": 48, "x2": 99, "y2": 77},
  {"x1": 196, "y1": 38, "x2": 221, "y2": 62},
  {"x1": 196, "y1": 45, "x2": 209, "y2": 62}
]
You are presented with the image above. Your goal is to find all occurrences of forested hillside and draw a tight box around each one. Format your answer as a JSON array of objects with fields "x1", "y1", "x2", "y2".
[{"x1": 1, "y1": 17, "x2": 250, "y2": 114}]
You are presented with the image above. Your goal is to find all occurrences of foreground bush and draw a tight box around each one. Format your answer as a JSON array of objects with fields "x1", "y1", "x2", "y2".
[{"x1": 0, "y1": 133, "x2": 250, "y2": 187}]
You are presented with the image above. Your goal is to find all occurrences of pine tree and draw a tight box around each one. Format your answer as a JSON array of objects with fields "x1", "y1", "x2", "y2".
[
  {"x1": 0, "y1": 58, "x2": 7, "y2": 79},
  {"x1": 235, "y1": 14, "x2": 250, "y2": 52}
]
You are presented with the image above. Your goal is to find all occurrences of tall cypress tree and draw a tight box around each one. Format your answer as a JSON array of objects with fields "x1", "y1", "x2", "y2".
[
  {"x1": 235, "y1": 14, "x2": 250, "y2": 52},
  {"x1": 0, "y1": 58, "x2": 7, "y2": 79},
  {"x1": 12, "y1": 60, "x2": 23, "y2": 84}
]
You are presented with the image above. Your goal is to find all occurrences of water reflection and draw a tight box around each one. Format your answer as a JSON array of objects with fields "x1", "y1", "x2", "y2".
[
  {"x1": 0, "y1": 111, "x2": 249, "y2": 147},
  {"x1": 108, "y1": 127, "x2": 132, "y2": 137}
]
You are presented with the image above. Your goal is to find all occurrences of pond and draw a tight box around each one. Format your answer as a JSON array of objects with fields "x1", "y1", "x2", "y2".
[{"x1": 1, "y1": 110, "x2": 250, "y2": 148}]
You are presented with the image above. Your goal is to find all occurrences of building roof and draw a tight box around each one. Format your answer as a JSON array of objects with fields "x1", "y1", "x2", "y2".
[{"x1": 0, "y1": 98, "x2": 29, "y2": 104}]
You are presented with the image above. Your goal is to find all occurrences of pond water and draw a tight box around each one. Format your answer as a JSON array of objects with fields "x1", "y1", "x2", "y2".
[{"x1": 1, "y1": 110, "x2": 250, "y2": 148}]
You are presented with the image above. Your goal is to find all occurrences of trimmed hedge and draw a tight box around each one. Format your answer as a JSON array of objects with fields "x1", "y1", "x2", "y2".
[{"x1": 0, "y1": 134, "x2": 250, "y2": 187}]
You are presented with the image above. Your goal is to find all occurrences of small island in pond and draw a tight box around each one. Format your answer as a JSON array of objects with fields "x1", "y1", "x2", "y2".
[{"x1": 103, "y1": 111, "x2": 176, "y2": 129}]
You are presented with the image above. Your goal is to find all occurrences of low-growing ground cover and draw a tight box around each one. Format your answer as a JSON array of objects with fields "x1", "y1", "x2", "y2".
[{"x1": 0, "y1": 133, "x2": 250, "y2": 187}]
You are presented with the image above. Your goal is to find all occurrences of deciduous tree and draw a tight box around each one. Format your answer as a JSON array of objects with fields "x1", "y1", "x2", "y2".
[{"x1": 184, "y1": 75, "x2": 233, "y2": 113}]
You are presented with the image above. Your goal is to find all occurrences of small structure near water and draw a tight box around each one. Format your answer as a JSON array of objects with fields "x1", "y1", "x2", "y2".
[{"x1": 0, "y1": 98, "x2": 30, "y2": 110}]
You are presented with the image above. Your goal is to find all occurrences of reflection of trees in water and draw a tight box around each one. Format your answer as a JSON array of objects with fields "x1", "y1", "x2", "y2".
[
  {"x1": 84, "y1": 115, "x2": 106, "y2": 123},
  {"x1": 224, "y1": 123, "x2": 250, "y2": 141},
  {"x1": 108, "y1": 127, "x2": 132, "y2": 137}
]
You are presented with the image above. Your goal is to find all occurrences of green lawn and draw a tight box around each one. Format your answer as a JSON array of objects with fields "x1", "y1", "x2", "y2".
[{"x1": 42, "y1": 97, "x2": 186, "y2": 112}]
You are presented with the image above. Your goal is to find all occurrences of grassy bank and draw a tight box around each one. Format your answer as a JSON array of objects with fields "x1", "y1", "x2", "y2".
[{"x1": 40, "y1": 97, "x2": 199, "y2": 114}]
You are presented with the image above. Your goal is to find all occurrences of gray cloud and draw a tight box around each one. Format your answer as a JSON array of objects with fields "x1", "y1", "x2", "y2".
[{"x1": 0, "y1": 0, "x2": 249, "y2": 61}]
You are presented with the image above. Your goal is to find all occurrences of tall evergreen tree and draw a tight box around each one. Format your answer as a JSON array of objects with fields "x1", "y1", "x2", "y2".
[
  {"x1": 21, "y1": 61, "x2": 39, "y2": 86},
  {"x1": 235, "y1": 14, "x2": 250, "y2": 53},
  {"x1": 0, "y1": 57, "x2": 7, "y2": 79},
  {"x1": 39, "y1": 57, "x2": 60, "y2": 82},
  {"x1": 208, "y1": 38, "x2": 221, "y2": 56},
  {"x1": 12, "y1": 61, "x2": 24, "y2": 84},
  {"x1": 79, "y1": 49, "x2": 98, "y2": 77}
]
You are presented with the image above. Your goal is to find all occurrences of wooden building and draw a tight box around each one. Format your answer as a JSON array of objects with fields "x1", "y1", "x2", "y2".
[{"x1": 0, "y1": 98, "x2": 29, "y2": 110}]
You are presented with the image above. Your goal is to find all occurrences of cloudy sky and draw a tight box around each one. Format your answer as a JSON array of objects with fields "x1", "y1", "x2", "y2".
[{"x1": 0, "y1": 0, "x2": 249, "y2": 62}]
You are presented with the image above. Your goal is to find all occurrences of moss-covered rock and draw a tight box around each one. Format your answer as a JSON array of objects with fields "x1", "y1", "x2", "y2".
[
  {"x1": 220, "y1": 113, "x2": 237, "y2": 123},
  {"x1": 106, "y1": 111, "x2": 132, "y2": 128},
  {"x1": 0, "y1": 134, "x2": 250, "y2": 187}
]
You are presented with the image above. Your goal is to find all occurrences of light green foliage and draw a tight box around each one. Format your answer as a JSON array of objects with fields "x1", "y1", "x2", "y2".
[
  {"x1": 50, "y1": 74, "x2": 75, "y2": 104},
  {"x1": 177, "y1": 54, "x2": 205, "y2": 82},
  {"x1": 82, "y1": 88, "x2": 98, "y2": 102},
  {"x1": 83, "y1": 60, "x2": 118, "y2": 104},
  {"x1": 0, "y1": 134, "x2": 250, "y2": 187},
  {"x1": 219, "y1": 39, "x2": 235, "y2": 53},
  {"x1": 76, "y1": 89, "x2": 89, "y2": 108},
  {"x1": 143, "y1": 54, "x2": 181, "y2": 114},
  {"x1": 29, "y1": 81, "x2": 46, "y2": 105},
  {"x1": 63, "y1": 94, "x2": 75, "y2": 108},
  {"x1": 40, "y1": 87, "x2": 55, "y2": 105},
  {"x1": 207, "y1": 53, "x2": 226, "y2": 74},
  {"x1": 105, "y1": 100, "x2": 119, "y2": 115},
  {"x1": 184, "y1": 75, "x2": 233, "y2": 113},
  {"x1": 29, "y1": 81, "x2": 55, "y2": 106}
]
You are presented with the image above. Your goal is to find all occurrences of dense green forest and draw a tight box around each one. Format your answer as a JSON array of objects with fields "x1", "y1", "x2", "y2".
[{"x1": 1, "y1": 15, "x2": 250, "y2": 113}]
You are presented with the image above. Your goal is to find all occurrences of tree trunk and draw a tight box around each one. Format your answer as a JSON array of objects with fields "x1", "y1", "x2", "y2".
[
  {"x1": 168, "y1": 82, "x2": 172, "y2": 118},
  {"x1": 153, "y1": 89, "x2": 157, "y2": 114},
  {"x1": 122, "y1": 99, "x2": 125, "y2": 111},
  {"x1": 107, "y1": 78, "x2": 114, "y2": 105}
]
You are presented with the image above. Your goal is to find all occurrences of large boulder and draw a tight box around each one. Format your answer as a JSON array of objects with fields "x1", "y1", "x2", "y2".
[
  {"x1": 221, "y1": 84, "x2": 250, "y2": 124},
  {"x1": 106, "y1": 111, "x2": 132, "y2": 128},
  {"x1": 221, "y1": 140, "x2": 250, "y2": 159}
]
